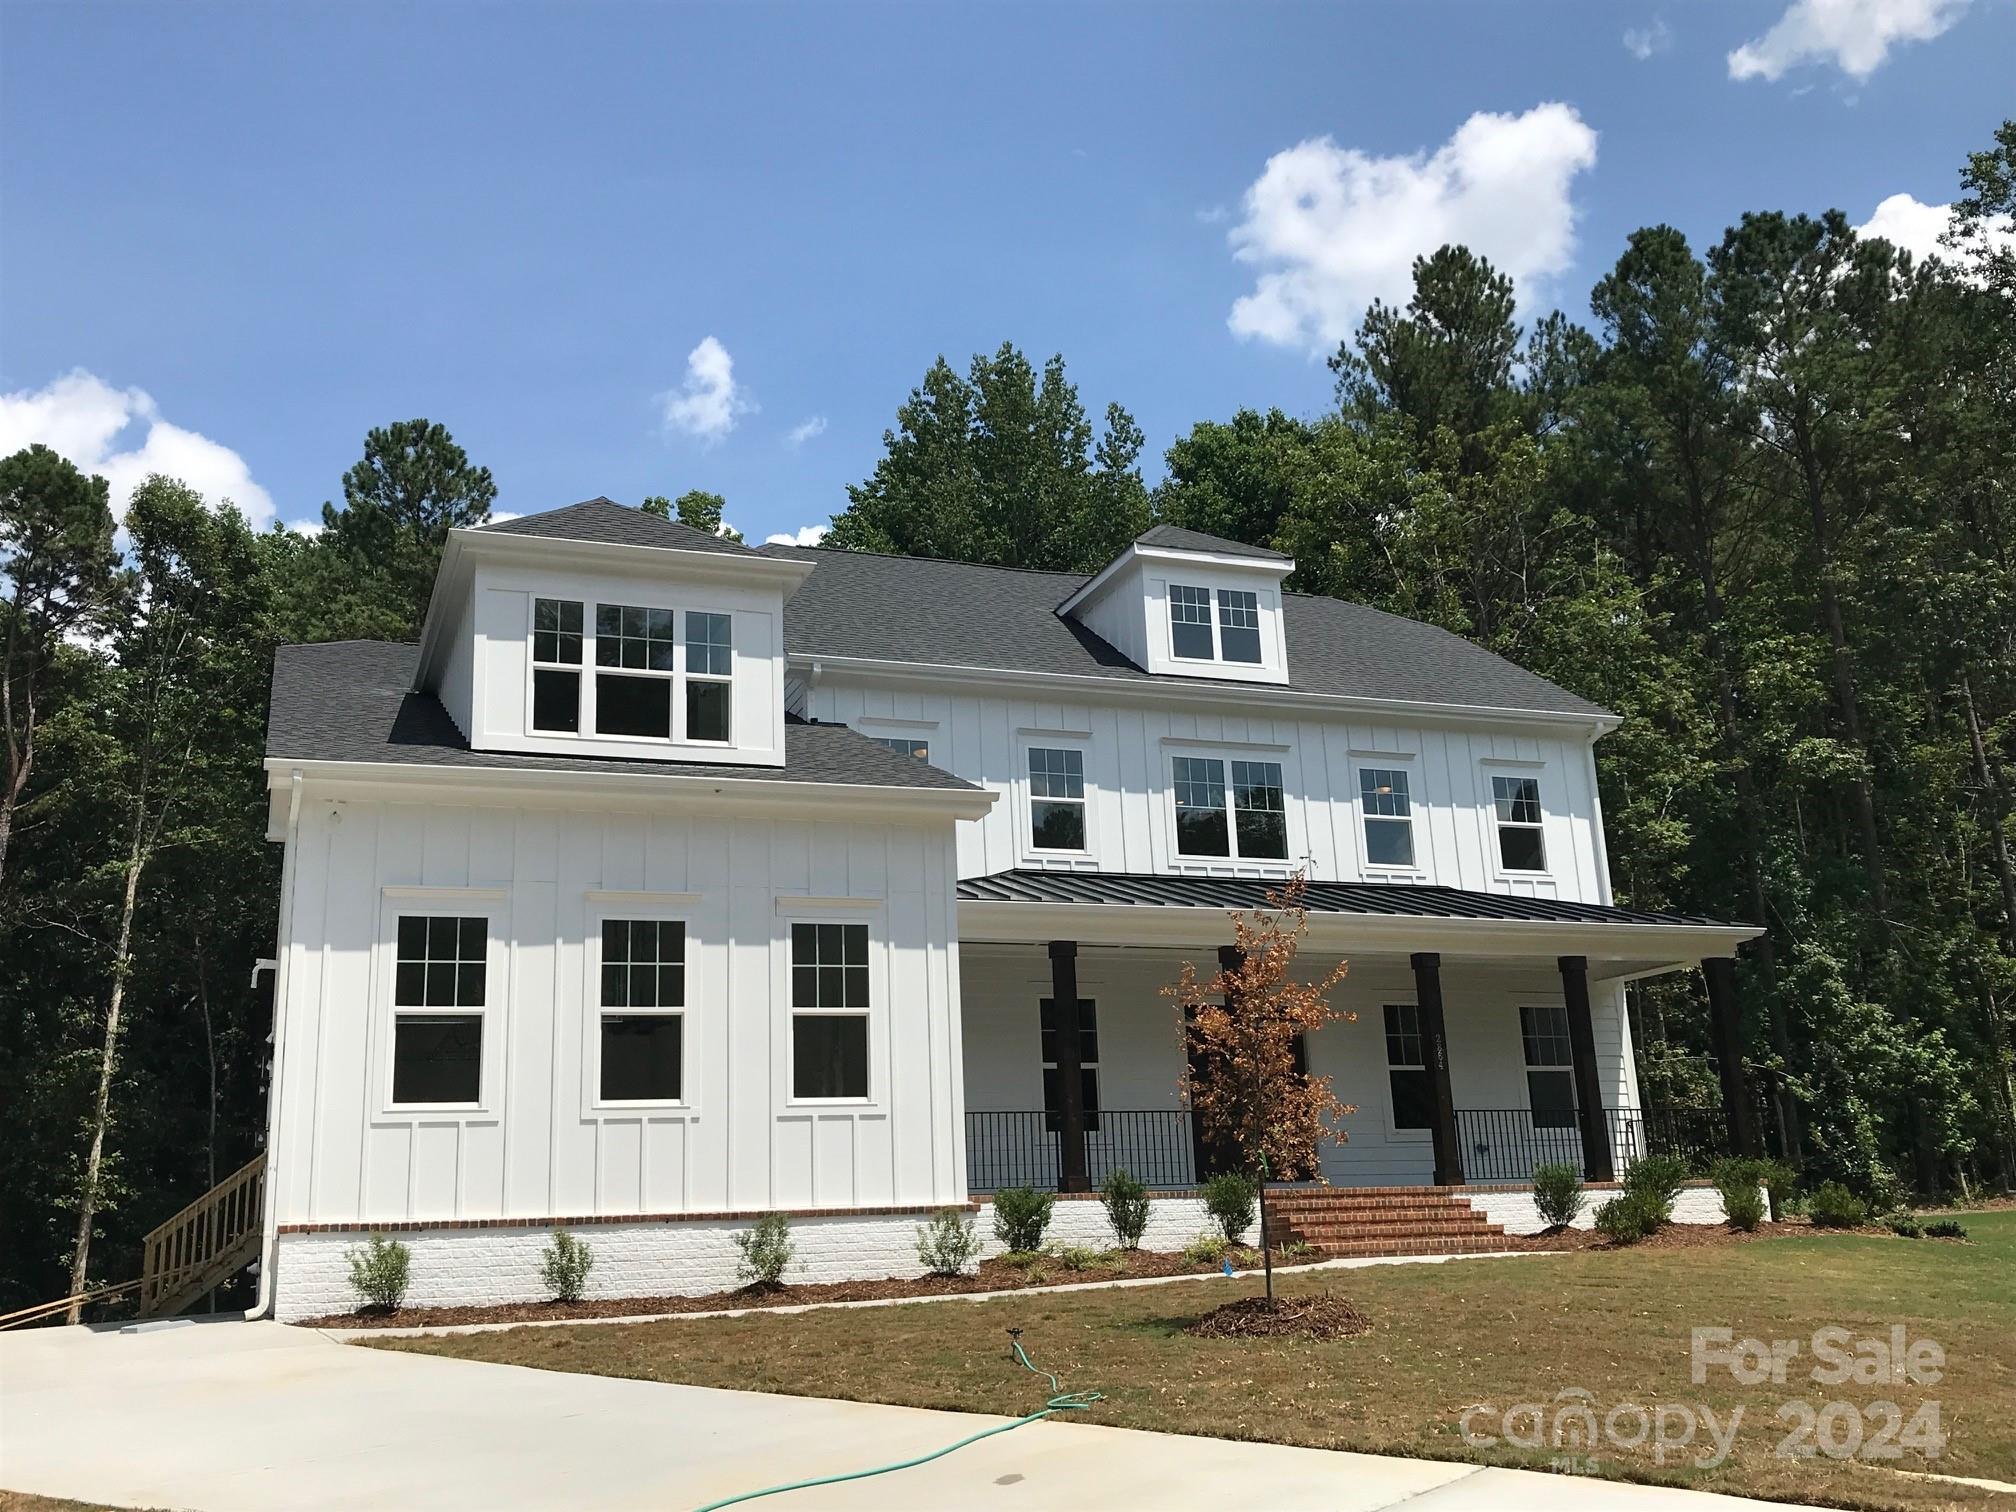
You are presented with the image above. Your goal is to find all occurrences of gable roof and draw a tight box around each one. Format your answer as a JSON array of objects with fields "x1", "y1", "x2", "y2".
[
  {"x1": 266, "y1": 641, "x2": 981, "y2": 791},
  {"x1": 474, "y1": 497, "x2": 750, "y2": 555},
  {"x1": 1134, "y1": 523, "x2": 1290, "y2": 561},
  {"x1": 759, "y1": 545, "x2": 1611, "y2": 720}
]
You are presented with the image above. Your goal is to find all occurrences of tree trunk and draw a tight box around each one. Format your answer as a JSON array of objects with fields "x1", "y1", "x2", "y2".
[
  {"x1": 65, "y1": 820, "x2": 145, "y2": 1321},
  {"x1": 1962, "y1": 675, "x2": 2016, "y2": 954}
]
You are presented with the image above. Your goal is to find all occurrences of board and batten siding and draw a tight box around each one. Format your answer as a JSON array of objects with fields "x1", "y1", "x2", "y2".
[
  {"x1": 805, "y1": 678, "x2": 1608, "y2": 898},
  {"x1": 270, "y1": 795, "x2": 966, "y2": 1227}
]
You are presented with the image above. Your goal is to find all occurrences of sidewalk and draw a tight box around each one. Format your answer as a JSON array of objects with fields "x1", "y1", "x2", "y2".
[{"x1": 0, "y1": 1316, "x2": 1816, "y2": 1511}]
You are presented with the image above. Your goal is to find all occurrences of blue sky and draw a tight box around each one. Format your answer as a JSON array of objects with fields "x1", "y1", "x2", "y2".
[{"x1": 3, "y1": 0, "x2": 2010, "y2": 544}]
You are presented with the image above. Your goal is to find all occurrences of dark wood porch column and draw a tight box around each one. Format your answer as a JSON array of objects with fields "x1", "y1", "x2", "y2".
[
  {"x1": 1409, "y1": 952, "x2": 1464, "y2": 1187},
  {"x1": 1558, "y1": 955, "x2": 1615, "y2": 1182},
  {"x1": 1047, "y1": 940, "x2": 1090, "y2": 1193},
  {"x1": 1703, "y1": 956, "x2": 1764, "y2": 1158}
]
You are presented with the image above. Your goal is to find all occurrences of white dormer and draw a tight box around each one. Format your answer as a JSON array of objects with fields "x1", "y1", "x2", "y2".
[
  {"x1": 414, "y1": 498, "x2": 815, "y2": 767},
  {"x1": 1058, "y1": 524, "x2": 1294, "y2": 685}
]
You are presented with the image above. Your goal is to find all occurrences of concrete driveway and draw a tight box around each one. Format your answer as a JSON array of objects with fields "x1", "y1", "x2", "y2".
[{"x1": 0, "y1": 1316, "x2": 1814, "y2": 1511}]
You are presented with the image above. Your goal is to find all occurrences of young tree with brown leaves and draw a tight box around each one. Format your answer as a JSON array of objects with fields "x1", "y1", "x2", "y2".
[{"x1": 1166, "y1": 876, "x2": 1355, "y2": 1298}]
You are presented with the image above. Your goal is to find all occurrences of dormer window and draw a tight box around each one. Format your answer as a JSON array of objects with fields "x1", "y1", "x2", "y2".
[
  {"x1": 1169, "y1": 583, "x2": 1265, "y2": 666},
  {"x1": 685, "y1": 612, "x2": 733, "y2": 742},
  {"x1": 531, "y1": 598, "x2": 583, "y2": 733},
  {"x1": 1217, "y1": 589, "x2": 1262, "y2": 663},
  {"x1": 1169, "y1": 584, "x2": 1215, "y2": 659},
  {"x1": 595, "y1": 604, "x2": 677, "y2": 738}
]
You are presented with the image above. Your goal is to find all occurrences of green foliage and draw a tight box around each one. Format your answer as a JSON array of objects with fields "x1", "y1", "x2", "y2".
[
  {"x1": 643, "y1": 490, "x2": 743, "y2": 543},
  {"x1": 346, "y1": 1234, "x2": 412, "y2": 1311},
  {"x1": 1711, "y1": 1156, "x2": 1795, "y2": 1224},
  {"x1": 540, "y1": 1228, "x2": 595, "y2": 1302},
  {"x1": 1621, "y1": 1155, "x2": 1690, "y2": 1221},
  {"x1": 1923, "y1": 1218, "x2": 1968, "y2": 1239},
  {"x1": 1099, "y1": 1168, "x2": 1151, "y2": 1250},
  {"x1": 733, "y1": 1213, "x2": 796, "y2": 1287},
  {"x1": 1532, "y1": 1162, "x2": 1587, "y2": 1230},
  {"x1": 990, "y1": 1186, "x2": 1055, "y2": 1252},
  {"x1": 915, "y1": 1207, "x2": 982, "y2": 1276},
  {"x1": 1201, "y1": 1172, "x2": 1258, "y2": 1244},
  {"x1": 1722, "y1": 1184, "x2": 1768, "y2": 1232},
  {"x1": 1182, "y1": 1231, "x2": 1229, "y2": 1265},
  {"x1": 1046, "y1": 1243, "x2": 1113, "y2": 1272},
  {"x1": 1593, "y1": 1190, "x2": 1668, "y2": 1244},
  {"x1": 1807, "y1": 1182, "x2": 1871, "y2": 1229},
  {"x1": 1885, "y1": 1214, "x2": 1924, "y2": 1238}
]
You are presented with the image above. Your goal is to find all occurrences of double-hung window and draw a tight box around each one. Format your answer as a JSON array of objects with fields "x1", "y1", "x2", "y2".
[
  {"x1": 790, "y1": 922, "x2": 869, "y2": 1099},
  {"x1": 1383, "y1": 1003, "x2": 1433, "y2": 1131},
  {"x1": 1520, "y1": 1003, "x2": 1578, "y2": 1129},
  {"x1": 1359, "y1": 767, "x2": 1416, "y2": 868},
  {"x1": 1492, "y1": 774, "x2": 1546, "y2": 872},
  {"x1": 598, "y1": 920, "x2": 685, "y2": 1102},
  {"x1": 531, "y1": 598, "x2": 584, "y2": 733},
  {"x1": 1172, "y1": 756, "x2": 1287, "y2": 860},
  {"x1": 1169, "y1": 584, "x2": 1215, "y2": 659},
  {"x1": 1216, "y1": 589, "x2": 1262, "y2": 663},
  {"x1": 595, "y1": 604, "x2": 677, "y2": 738},
  {"x1": 684, "y1": 611, "x2": 733, "y2": 742},
  {"x1": 1039, "y1": 998, "x2": 1100, "y2": 1132},
  {"x1": 1169, "y1": 584, "x2": 1265, "y2": 665},
  {"x1": 391, "y1": 916, "x2": 486, "y2": 1106},
  {"x1": 1028, "y1": 747, "x2": 1087, "y2": 851}
]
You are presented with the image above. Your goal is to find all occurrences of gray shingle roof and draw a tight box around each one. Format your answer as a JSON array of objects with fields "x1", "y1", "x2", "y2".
[
  {"x1": 958, "y1": 870, "x2": 1730, "y2": 926},
  {"x1": 474, "y1": 497, "x2": 751, "y2": 555},
  {"x1": 266, "y1": 641, "x2": 981, "y2": 791},
  {"x1": 1135, "y1": 523, "x2": 1290, "y2": 560},
  {"x1": 760, "y1": 546, "x2": 1610, "y2": 718}
]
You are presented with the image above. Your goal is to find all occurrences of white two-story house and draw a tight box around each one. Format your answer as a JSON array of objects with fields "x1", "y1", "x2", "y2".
[{"x1": 234, "y1": 499, "x2": 1761, "y2": 1320}]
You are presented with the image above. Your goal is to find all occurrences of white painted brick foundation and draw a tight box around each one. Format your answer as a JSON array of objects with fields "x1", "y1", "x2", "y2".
[
  {"x1": 273, "y1": 1196, "x2": 1218, "y2": 1322},
  {"x1": 1463, "y1": 1182, "x2": 1743, "y2": 1235}
]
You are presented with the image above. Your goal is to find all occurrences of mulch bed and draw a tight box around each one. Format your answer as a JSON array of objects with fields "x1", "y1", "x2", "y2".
[{"x1": 1185, "y1": 1293, "x2": 1369, "y2": 1341}]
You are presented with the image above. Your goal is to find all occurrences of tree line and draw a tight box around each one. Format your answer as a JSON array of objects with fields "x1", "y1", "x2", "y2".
[{"x1": 3, "y1": 124, "x2": 2013, "y2": 1311}]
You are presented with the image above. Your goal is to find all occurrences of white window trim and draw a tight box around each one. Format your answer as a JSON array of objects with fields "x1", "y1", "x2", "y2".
[
  {"x1": 524, "y1": 595, "x2": 739, "y2": 746},
  {"x1": 1519, "y1": 1001, "x2": 1580, "y2": 1126},
  {"x1": 1485, "y1": 764, "x2": 1551, "y2": 879},
  {"x1": 583, "y1": 903, "x2": 694, "y2": 1113},
  {"x1": 1214, "y1": 586, "x2": 1265, "y2": 666},
  {"x1": 1166, "y1": 749, "x2": 1294, "y2": 868},
  {"x1": 528, "y1": 596, "x2": 584, "y2": 736},
  {"x1": 1354, "y1": 757, "x2": 1424, "y2": 877},
  {"x1": 857, "y1": 716, "x2": 940, "y2": 764},
  {"x1": 1166, "y1": 582, "x2": 1221, "y2": 664},
  {"x1": 1020, "y1": 735, "x2": 1094, "y2": 861},
  {"x1": 1379, "y1": 999, "x2": 1433, "y2": 1143},
  {"x1": 777, "y1": 902, "x2": 885, "y2": 1109},
  {"x1": 682, "y1": 610, "x2": 735, "y2": 746},
  {"x1": 374, "y1": 896, "x2": 504, "y2": 1120}
]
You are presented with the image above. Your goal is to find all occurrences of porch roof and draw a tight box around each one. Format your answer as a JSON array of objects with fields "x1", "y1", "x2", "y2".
[{"x1": 954, "y1": 870, "x2": 1763, "y2": 981}]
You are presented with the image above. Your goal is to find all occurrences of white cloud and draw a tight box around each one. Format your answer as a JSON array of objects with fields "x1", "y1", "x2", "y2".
[
  {"x1": 784, "y1": 416, "x2": 828, "y2": 449},
  {"x1": 1856, "y1": 191, "x2": 2016, "y2": 267},
  {"x1": 657, "y1": 336, "x2": 753, "y2": 445},
  {"x1": 1728, "y1": 0, "x2": 1969, "y2": 81},
  {"x1": 1226, "y1": 104, "x2": 1599, "y2": 351},
  {"x1": 0, "y1": 369, "x2": 276, "y2": 528},
  {"x1": 764, "y1": 524, "x2": 828, "y2": 548},
  {"x1": 285, "y1": 518, "x2": 323, "y2": 537},
  {"x1": 486, "y1": 510, "x2": 523, "y2": 525},
  {"x1": 1623, "y1": 17, "x2": 1672, "y2": 59}
]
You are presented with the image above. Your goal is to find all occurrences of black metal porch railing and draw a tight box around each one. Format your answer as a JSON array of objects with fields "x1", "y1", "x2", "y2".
[
  {"x1": 966, "y1": 1109, "x2": 1197, "y2": 1192},
  {"x1": 1453, "y1": 1106, "x2": 1728, "y2": 1183}
]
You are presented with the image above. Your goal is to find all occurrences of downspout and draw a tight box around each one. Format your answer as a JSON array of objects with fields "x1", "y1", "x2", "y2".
[{"x1": 246, "y1": 769, "x2": 303, "y2": 1321}]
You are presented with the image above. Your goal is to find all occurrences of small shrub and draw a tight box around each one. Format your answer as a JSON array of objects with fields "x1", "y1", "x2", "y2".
[
  {"x1": 1709, "y1": 1158, "x2": 1771, "y2": 1232},
  {"x1": 997, "y1": 1248, "x2": 1049, "y2": 1275},
  {"x1": 1276, "y1": 1239, "x2": 1316, "y2": 1261},
  {"x1": 345, "y1": 1233, "x2": 412, "y2": 1311},
  {"x1": 1099, "y1": 1168, "x2": 1150, "y2": 1250},
  {"x1": 1202, "y1": 1172, "x2": 1259, "y2": 1244},
  {"x1": 1923, "y1": 1218, "x2": 1968, "y2": 1239},
  {"x1": 1046, "y1": 1242, "x2": 1117, "y2": 1272},
  {"x1": 1621, "y1": 1154, "x2": 1689, "y2": 1221},
  {"x1": 539, "y1": 1228, "x2": 595, "y2": 1302},
  {"x1": 1593, "y1": 1190, "x2": 1666, "y2": 1244},
  {"x1": 1722, "y1": 1183, "x2": 1767, "y2": 1232},
  {"x1": 1884, "y1": 1214, "x2": 1923, "y2": 1239},
  {"x1": 1807, "y1": 1181, "x2": 1870, "y2": 1229},
  {"x1": 915, "y1": 1207, "x2": 982, "y2": 1276},
  {"x1": 1183, "y1": 1232, "x2": 1230, "y2": 1265},
  {"x1": 733, "y1": 1212, "x2": 796, "y2": 1286},
  {"x1": 990, "y1": 1186, "x2": 1055, "y2": 1253},
  {"x1": 1531, "y1": 1161, "x2": 1586, "y2": 1230}
]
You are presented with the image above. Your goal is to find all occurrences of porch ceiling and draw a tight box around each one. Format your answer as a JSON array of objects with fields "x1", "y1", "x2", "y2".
[{"x1": 954, "y1": 870, "x2": 1762, "y2": 982}]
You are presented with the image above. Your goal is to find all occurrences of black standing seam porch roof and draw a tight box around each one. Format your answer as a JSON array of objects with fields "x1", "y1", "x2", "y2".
[{"x1": 955, "y1": 870, "x2": 1738, "y2": 929}]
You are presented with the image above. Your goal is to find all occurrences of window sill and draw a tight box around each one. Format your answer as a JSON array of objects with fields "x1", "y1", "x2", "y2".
[
  {"x1": 784, "y1": 1097, "x2": 880, "y2": 1111},
  {"x1": 590, "y1": 1101, "x2": 697, "y2": 1114}
]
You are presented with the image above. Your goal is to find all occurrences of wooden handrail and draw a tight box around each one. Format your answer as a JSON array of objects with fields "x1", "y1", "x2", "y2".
[
  {"x1": 0, "y1": 1279, "x2": 141, "y2": 1331},
  {"x1": 139, "y1": 1151, "x2": 266, "y2": 1316}
]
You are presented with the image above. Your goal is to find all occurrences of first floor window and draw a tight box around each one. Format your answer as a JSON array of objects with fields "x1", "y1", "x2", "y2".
[
  {"x1": 1359, "y1": 766, "x2": 1415, "y2": 867},
  {"x1": 1028, "y1": 747, "x2": 1087, "y2": 850},
  {"x1": 791, "y1": 922, "x2": 869, "y2": 1098},
  {"x1": 868, "y1": 734, "x2": 930, "y2": 760},
  {"x1": 1173, "y1": 755, "x2": 1229, "y2": 856},
  {"x1": 531, "y1": 598, "x2": 583, "y2": 733},
  {"x1": 1231, "y1": 760, "x2": 1287, "y2": 859},
  {"x1": 391, "y1": 916, "x2": 486, "y2": 1105},
  {"x1": 599, "y1": 919, "x2": 685, "y2": 1101},
  {"x1": 1040, "y1": 997, "x2": 1100, "y2": 1132},
  {"x1": 1169, "y1": 583, "x2": 1215, "y2": 659},
  {"x1": 1383, "y1": 1003, "x2": 1433, "y2": 1130},
  {"x1": 1520, "y1": 1003, "x2": 1578, "y2": 1128},
  {"x1": 1492, "y1": 774, "x2": 1547, "y2": 872}
]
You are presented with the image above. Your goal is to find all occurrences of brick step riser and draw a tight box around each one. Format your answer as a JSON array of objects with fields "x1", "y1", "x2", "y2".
[
  {"x1": 1267, "y1": 1218, "x2": 1499, "y2": 1237},
  {"x1": 1266, "y1": 1205, "x2": 1491, "y2": 1223},
  {"x1": 1265, "y1": 1195, "x2": 1484, "y2": 1210}
]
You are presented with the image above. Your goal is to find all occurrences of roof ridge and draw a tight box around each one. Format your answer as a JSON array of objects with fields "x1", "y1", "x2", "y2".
[{"x1": 763, "y1": 542, "x2": 1094, "y2": 583}]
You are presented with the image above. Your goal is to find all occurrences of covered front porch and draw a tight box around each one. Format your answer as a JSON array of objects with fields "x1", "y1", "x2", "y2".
[{"x1": 954, "y1": 872, "x2": 1764, "y2": 1195}]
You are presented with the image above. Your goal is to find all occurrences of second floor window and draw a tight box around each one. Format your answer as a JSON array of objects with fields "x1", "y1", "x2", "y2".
[
  {"x1": 1028, "y1": 747, "x2": 1086, "y2": 851},
  {"x1": 867, "y1": 735, "x2": 929, "y2": 760},
  {"x1": 531, "y1": 598, "x2": 583, "y2": 733},
  {"x1": 1169, "y1": 584, "x2": 1215, "y2": 659},
  {"x1": 1492, "y1": 774, "x2": 1546, "y2": 872},
  {"x1": 1173, "y1": 756, "x2": 1287, "y2": 860},
  {"x1": 1359, "y1": 767, "x2": 1415, "y2": 868}
]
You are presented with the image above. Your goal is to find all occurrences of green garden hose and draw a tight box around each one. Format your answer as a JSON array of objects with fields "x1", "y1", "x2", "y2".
[{"x1": 691, "y1": 1329, "x2": 1103, "y2": 1512}]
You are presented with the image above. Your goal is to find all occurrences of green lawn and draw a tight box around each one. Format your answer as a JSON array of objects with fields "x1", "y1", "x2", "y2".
[{"x1": 381, "y1": 1212, "x2": 2016, "y2": 1511}]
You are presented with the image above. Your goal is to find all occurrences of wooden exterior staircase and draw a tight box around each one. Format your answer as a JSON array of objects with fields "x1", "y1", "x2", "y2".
[
  {"x1": 1263, "y1": 1186, "x2": 1512, "y2": 1258},
  {"x1": 138, "y1": 1152, "x2": 266, "y2": 1317}
]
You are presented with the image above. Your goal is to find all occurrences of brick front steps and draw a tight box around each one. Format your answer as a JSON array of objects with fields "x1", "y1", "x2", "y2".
[{"x1": 1263, "y1": 1187, "x2": 1511, "y2": 1258}]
